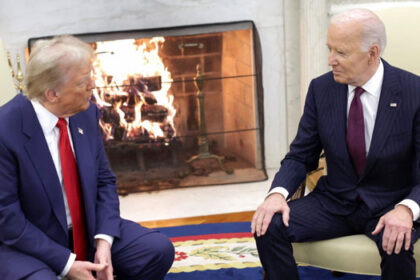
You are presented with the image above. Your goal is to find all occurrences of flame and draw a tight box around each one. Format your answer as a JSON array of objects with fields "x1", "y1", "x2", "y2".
[{"x1": 92, "y1": 37, "x2": 176, "y2": 141}]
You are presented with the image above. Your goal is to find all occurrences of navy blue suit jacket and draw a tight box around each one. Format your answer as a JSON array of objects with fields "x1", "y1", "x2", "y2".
[
  {"x1": 271, "y1": 60, "x2": 420, "y2": 217},
  {"x1": 0, "y1": 94, "x2": 121, "y2": 274}
]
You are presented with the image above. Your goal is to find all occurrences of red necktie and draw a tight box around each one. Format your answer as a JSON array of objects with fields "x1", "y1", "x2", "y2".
[
  {"x1": 56, "y1": 118, "x2": 88, "y2": 260},
  {"x1": 346, "y1": 87, "x2": 366, "y2": 177}
]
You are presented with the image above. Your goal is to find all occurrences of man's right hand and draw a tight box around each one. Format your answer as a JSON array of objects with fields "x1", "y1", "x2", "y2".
[
  {"x1": 251, "y1": 193, "x2": 290, "y2": 237},
  {"x1": 67, "y1": 260, "x2": 107, "y2": 280}
]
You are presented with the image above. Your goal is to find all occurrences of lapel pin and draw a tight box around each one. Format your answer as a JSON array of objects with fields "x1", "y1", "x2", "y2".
[
  {"x1": 390, "y1": 103, "x2": 397, "y2": 107},
  {"x1": 78, "y1": 128, "x2": 84, "y2": 135}
]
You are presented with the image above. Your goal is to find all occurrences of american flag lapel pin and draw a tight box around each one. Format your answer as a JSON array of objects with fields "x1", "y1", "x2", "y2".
[
  {"x1": 390, "y1": 103, "x2": 397, "y2": 107},
  {"x1": 78, "y1": 128, "x2": 84, "y2": 135}
]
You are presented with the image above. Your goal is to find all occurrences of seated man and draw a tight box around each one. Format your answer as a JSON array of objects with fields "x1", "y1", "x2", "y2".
[
  {"x1": 0, "y1": 35, "x2": 174, "y2": 280},
  {"x1": 252, "y1": 8, "x2": 420, "y2": 280}
]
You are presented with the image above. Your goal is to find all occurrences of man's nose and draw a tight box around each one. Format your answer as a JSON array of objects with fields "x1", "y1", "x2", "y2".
[
  {"x1": 328, "y1": 51, "x2": 337, "y2": 66},
  {"x1": 87, "y1": 78, "x2": 96, "y2": 90}
]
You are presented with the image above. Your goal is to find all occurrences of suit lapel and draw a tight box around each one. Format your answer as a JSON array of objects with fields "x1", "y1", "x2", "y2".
[
  {"x1": 68, "y1": 114, "x2": 95, "y2": 238},
  {"x1": 328, "y1": 81, "x2": 356, "y2": 173},
  {"x1": 20, "y1": 96, "x2": 68, "y2": 234},
  {"x1": 361, "y1": 61, "x2": 401, "y2": 179}
]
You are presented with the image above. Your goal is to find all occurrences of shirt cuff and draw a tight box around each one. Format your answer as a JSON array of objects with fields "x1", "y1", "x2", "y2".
[
  {"x1": 60, "y1": 252, "x2": 76, "y2": 277},
  {"x1": 397, "y1": 199, "x2": 420, "y2": 221},
  {"x1": 266, "y1": 187, "x2": 289, "y2": 200},
  {"x1": 94, "y1": 234, "x2": 114, "y2": 247}
]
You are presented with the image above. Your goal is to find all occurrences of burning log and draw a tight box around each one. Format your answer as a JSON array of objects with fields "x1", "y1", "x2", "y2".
[
  {"x1": 125, "y1": 75, "x2": 162, "y2": 105},
  {"x1": 101, "y1": 107, "x2": 120, "y2": 125},
  {"x1": 141, "y1": 104, "x2": 168, "y2": 122},
  {"x1": 136, "y1": 76, "x2": 162, "y2": 92}
]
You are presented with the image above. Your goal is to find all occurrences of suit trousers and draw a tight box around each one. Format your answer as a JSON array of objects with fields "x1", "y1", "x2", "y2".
[
  {"x1": 255, "y1": 192, "x2": 420, "y2": 280},
  {"x1": 3, "y1": 219, "x2": 174, "y2": 280}
]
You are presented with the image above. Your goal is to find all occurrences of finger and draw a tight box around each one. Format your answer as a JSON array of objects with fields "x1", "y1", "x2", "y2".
[
  {"x1": 381, "y1": 226, "x2": 390, "y2": 253},
  {"x1": 405, "y1": 230, "x2": 412, "y2": 251},
  {"x1": 107, "y1": 265, "x2": 114, "y2": 280},
  {"x1": 256, "y1": 212, "x2": 265, "y2": 237},
  {"x1": 86, "y1": 262, "x2": 107, "y2": 272},
  {"x1": 282, "y1": 206, "x2": 290, "y2": 227},
  {"x1": 372, "y1": 218, "x2": 384, "y2": 235},
  {"x1": 260, "y1": 211, "x2": 274, "y2": 236},
  {"x1": 251, "y1": 212, "x2": 258, "y2": 234},
  {"x1": 385, "y1": 230, "x2": 397, "y2": 255},
  {"x1": 394, "y1": 232, "x2": 405, "y2": 254},
  {"x1": 97, "y1": 269, "x2": 112, "y2": 280}
]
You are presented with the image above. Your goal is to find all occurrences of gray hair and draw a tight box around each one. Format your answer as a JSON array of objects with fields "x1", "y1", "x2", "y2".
[
  {"x1": 331, "y1": 8, "x2": 387, "y2": 55},
  {"x1": 24, "y1": 35, "x2": 94, "y2": 100}
]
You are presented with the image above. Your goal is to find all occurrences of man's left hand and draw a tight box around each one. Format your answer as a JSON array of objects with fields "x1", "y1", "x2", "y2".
[
  {"x1": 372, "y1": 205, "x2": 413, "y2": 255},
  {"x1": 94, "y1": 239, "x2": 114, "y2": 280}
]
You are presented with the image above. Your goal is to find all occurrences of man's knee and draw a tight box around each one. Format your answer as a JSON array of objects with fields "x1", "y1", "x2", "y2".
[
  {"x1": 255, "y1": 213, "x2": 290, "y2": 245},
  {"x1": 152, "y1": 233, "x2": 175, "y2": 271},
  {"x1": 114, "y1": 231, "x2": 174, "y2": 279},
  {"x1": 134, "y1": 233, "x2": 174, "y2": 279}
]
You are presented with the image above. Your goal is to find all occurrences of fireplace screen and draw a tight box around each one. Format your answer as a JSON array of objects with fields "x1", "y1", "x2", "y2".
[{"x1": 28, "y1": 21, "x2": 267, "y2": 195}]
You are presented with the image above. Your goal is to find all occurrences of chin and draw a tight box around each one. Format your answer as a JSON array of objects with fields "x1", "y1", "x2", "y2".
[
  {"x1": 75, "y1": 102, "x2": 90, "y2": 114},
  {"x1": 81, "y1": 102, "x2": 90, "y2": 111},
  {"x1": 332, "y1": 75, "x2": 348, "y2": 85}
]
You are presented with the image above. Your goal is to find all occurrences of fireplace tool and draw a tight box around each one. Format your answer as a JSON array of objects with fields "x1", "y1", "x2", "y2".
[{"x1": 187, "y1": 64, "x2": 233, "y2": 174}]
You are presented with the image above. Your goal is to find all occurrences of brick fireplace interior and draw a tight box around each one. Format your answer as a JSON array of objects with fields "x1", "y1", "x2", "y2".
[{"x1": 28, "y1": 21, "x2": 267, "y2": 195}]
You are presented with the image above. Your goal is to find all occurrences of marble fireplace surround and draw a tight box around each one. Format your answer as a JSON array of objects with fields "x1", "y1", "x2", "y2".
[
  {"x1": 3, "y1": 0, "x2": 414, "y2": 221},
  {"x1": 1, "y1": 0, "x2": 293, "y2": 172}
]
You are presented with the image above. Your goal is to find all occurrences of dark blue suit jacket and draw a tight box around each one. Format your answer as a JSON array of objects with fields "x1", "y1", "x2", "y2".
[
  {"x1": 0, "y1": 94, "x2": 121, "y2": 275},
  {"x1": 271, "y1": 60, "x2": 420, "y2": 217}
]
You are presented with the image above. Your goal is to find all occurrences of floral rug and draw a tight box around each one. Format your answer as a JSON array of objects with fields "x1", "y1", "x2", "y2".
[
  {"x1": 159, "y1": 222, "x2": 263, "y2": 279},
  {"x1": 157, "y1": 222, "x2": 398, "y2": 280}
]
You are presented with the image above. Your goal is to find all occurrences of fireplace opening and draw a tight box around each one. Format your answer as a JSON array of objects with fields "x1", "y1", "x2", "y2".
[{"x1": 28, "y1": 21, "x2": 267, "y2": 195}]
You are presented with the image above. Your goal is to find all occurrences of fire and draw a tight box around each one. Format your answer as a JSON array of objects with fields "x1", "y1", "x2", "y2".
[{"x1": 92, "y1": 37, "x2": 176, "y2": 141}]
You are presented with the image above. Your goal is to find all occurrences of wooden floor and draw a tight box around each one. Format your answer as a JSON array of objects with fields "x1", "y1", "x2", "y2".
[{"x1": 140, "y1": 211, "x2": 255, "y2": 228}]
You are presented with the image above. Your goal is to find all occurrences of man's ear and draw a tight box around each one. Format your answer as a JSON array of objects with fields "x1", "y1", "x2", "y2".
[
  {"x1": 44, "y1": 88, "x2": 59, "y2": 103},
  {"x1": 368, "y1": 44, "x2": 380, "y2": 63}
]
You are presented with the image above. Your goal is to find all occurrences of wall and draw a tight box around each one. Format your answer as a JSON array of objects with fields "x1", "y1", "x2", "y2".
[
  {"x1": 331, "y1": 1, "x2": 420, "y2": 76},
  {"x1": 0, "y1": 0, "x2": 289, "y2": 169}
]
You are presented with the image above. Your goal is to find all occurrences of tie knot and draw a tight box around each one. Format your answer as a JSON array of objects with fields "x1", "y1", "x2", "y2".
[
  {"x1": 354, "y1": 87, "x2": 365, "y2": 98},
  {"x1": 56, "y1": 118, "x2": 67, "y2": 129}
]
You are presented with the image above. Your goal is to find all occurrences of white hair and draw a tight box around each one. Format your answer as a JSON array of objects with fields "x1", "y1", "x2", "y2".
[
  {"x1": 25, "y1": 35, "x2": 94, "y2": 100},
  {"x1": 331, "y1": 8, "x2": 387, "y2": 55}
]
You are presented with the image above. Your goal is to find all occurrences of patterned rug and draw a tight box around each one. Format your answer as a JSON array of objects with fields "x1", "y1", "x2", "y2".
[
  {"x1": 156, "y1": 222, "x2": 395, "y2": 280},
  {"x1": 159, "y1": 222, "x2": 263, "y2": 279}
]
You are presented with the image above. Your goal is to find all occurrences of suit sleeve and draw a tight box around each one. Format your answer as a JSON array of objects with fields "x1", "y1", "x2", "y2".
[
  {"x1": 270, "y1": 80, "x2": 323, "y2": 197},
  {"x1": 93, "y1": 107, "x2": 121, "y2": 238},
  {"x1": 406, "y1": 105, "x2": 420, "y2": 207},
  {"x1": 0, "y1": 140, "x2": 71, "y2": 273}
]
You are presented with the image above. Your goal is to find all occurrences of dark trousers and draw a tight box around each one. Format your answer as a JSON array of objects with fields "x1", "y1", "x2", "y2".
[
  {"x1": 255, "y1": 193, "x2": 420, "y2": 280},
  {"x1": 7, "y1": 219, "x2": 174, "y2": 280}
]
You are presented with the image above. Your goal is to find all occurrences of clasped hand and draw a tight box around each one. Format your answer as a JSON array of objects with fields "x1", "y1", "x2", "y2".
[{"x1": 67, "y1": 239, "x2": 113, "y2": 280}]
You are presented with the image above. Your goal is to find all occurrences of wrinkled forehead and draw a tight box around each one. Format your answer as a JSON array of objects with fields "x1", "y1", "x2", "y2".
[{"x1": 327, "y1": 21, "x2": 363, "y2": 46}]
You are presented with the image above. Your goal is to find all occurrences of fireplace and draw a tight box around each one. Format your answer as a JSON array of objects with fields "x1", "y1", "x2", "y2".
[{"x1": 28, "y1": 21, "x2": 267, "y2": 195}]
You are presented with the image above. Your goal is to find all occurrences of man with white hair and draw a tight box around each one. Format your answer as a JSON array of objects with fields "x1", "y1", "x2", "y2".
[
  {"x1": 0, "y1": 36, "x2": 174, "y2": 280},
  {"x1": 252, "y1": 8, "x2": 420, "y2": 280}
]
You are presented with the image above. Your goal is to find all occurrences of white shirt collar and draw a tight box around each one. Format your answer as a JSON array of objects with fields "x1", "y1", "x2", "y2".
[
  {"x1": 348, "y1": 60, "x2": 384, "y2": 97},
  {"x1": 30, "y1": 99, "x2": 67, "y2": 135}
]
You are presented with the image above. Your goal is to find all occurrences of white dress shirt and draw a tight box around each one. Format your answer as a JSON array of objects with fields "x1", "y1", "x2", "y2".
[
  {"x1": 268, "y1": 61, "x2": 420, "y2": 220},
  {"x1": 31, "y1": 100, "x2": 114, "y2": 277}
]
